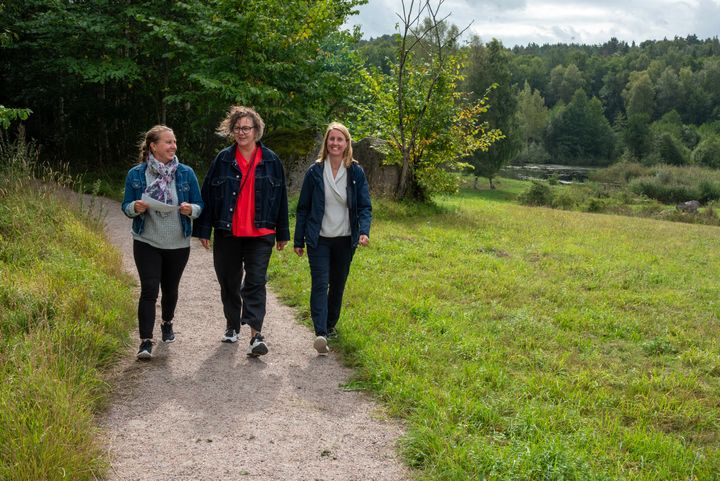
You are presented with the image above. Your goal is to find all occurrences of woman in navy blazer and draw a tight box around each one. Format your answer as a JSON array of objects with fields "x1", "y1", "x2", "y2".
[{"x1": 294, "y1": 122, "x2": 372, "y2": 355}]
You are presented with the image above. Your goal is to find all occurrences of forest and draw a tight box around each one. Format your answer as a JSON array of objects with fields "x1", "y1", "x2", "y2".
[{"x1": 2, "y1": 0, "x2": 720, "y2": 199}]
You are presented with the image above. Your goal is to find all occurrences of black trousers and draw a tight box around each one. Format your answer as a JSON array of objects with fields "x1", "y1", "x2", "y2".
[
  {"x1": 133, "y1": 240, "x2": 190, "y2": 340},
  {"x1": 212, "y1": 232, "x2": 275, "y2": 333},
  {"x1": 307, "y1": 236, "x2": 355, "y2": 337}
]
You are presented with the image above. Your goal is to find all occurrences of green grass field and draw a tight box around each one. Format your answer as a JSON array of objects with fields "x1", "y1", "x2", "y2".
[
  {"x1": 270, "y1": 184, "x2": 720, "y2": 480},
  {"x1": 0, "y1": 150, "x2": 135, "y2": 480}
]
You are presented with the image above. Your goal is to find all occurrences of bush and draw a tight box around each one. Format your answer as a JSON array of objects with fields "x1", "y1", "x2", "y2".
[
  {"x1": 518, "y1": 180, "x2": 553, "y2": 206},
  {"x1": 698, "y1": 179, "x2": 720, "y2": 203},
  {"x1": 628, "y1": 177, "x2": 696, "y2": 204},
  {"x1": 692, "y1": 136, "x2": 720, "y2": 168},
  {"x1": 551, "y1": 189, "x2": 578, "y2": 210}
]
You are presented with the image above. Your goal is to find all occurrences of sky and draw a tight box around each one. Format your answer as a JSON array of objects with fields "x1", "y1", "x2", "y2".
[{"x1": 346, "y1": 0, "x2": 720, "y2": 47}]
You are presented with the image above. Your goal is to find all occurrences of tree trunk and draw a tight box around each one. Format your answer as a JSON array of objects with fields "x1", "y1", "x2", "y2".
[{"x1": 396, "y1": 150, "x2": 411, "y2": 200}]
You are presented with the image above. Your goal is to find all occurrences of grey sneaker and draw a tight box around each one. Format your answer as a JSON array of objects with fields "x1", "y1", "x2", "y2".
[
  {"x1": 137, "y1": 339, "x2": 153, "y2": 359},
  {"x1": 222, "y1": 328, "x2": 238, "y2": 343},
  {"x1": 161, "y1": 322, "x2": 175, "y2": 343},
  {"x1": 248, "y1": 333, "x2": 268, "y2": 357},
  {"x1": 314, "y1": 335, "x2": 330, "y2": 355},
  {"x1": 327, "y1": 328, "x2": 338, "y2": 340}
]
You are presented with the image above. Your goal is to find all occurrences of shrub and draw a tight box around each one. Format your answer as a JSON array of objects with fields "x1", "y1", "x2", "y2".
[
  {"x1": 698, "y1": 179, "x2": 720, "y2": 203},
  {"x1": 692, "y1": 136, "x2": 720, "y2": 168},
  {"x1": 518, "y1": 180, "x2": 554, "y2": 206},
  {"x1": 551, "y1": 189, "x2": 578, "y2": 210},
  {"x1": 628, "y1": 177, "x2": 697, "y2": 204}
]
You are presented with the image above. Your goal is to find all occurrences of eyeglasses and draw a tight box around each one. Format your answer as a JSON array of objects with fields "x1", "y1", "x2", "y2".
[{"x1": 232, "y1": 126, "x2": 255, "y2": 134}]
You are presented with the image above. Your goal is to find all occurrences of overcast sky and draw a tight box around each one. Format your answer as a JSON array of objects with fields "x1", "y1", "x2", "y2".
[{"x1": 346, "y1": 0, "x2": 720, "y2": 47}]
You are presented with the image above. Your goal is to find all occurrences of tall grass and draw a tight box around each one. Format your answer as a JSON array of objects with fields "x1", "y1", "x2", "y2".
[
  {"x1": 270, "y1": 189, "x2": 720, "y2": 480},
  {"x1": 0, "y1": 131, "x2": 135, "y2": 480}
]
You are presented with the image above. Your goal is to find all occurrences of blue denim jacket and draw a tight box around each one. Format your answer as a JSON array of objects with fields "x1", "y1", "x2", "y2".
[
  {"x1": 121, "y1": 162, "x2": 204, "y2": 237},
  {"x1": 294, "y1": 161, "x2": 372, "y2": 249},
  {"x1": 192, "y1": 142, "x2": 290, "y2": 242}
]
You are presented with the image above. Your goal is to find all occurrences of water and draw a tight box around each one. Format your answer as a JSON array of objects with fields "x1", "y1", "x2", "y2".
[{"x1": 501, "y1": 164, "x2": 597, "y2": 182}]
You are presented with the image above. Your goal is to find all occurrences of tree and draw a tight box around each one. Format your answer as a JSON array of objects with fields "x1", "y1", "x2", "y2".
[
  {"x1": 547, "y1": 63, "x2": 585, "y2": 105},
  {"x1": 655, "y1": 67, "x2": 680, "y2": 115},
  {"x1": 515, "y1": 81, "x2": 549, "y2": 148},
  {"x1": 0, "y1": 106, "x2": 32, "y2": 130},
  {"x1": 353, "y1": 0, "x2": 500, "y2": 200},
  {"x1": 654, "y1": 132, "x2": 688, "y2": 165},
  {"x1": 624, "y1": 71, "x2": 655, "y2": 118},
  {"x1": 546, "y1": 89, "x2": 615, "y2": 164},
  {"x1": 0, "y1": 0, "x2": 367, "y2": 165},
  {"x1": 464, "y1": 38, "x2": 520, "y2": 188},
  {"x1": 623, "y1": 113, "x2": 652, "y2": 159}
]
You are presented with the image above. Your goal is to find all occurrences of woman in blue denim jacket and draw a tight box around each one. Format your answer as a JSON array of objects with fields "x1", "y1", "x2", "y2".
[
  {"x1": 121, "y1": 125, "x2": 203, "y2": 359},
  {"x1": 193, "y1": 106, "x2": 289, "y2": 357},
  {"x1": 294, "y1": 122, "x2": 372, "y2": 355}
]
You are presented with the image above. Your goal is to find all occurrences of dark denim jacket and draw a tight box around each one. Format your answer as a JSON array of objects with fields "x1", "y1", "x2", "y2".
[
  {"x1": 192, "y1": 142, "x2": 290, "y2": 242},
  {"x1": 294, "y1": 161, "x2": 372, "y2": 249},
  {"x1": 121, "y1": 162, "x2": 203, "y2": 238}
]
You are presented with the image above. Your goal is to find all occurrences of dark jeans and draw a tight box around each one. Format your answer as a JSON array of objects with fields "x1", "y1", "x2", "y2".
[
  {"x1": 133, "y1": 240, "x2": 190, "y2": 340},
  {"x1": 213, "y1": 232, "x2": 275, "y2": 333},
  {"x1": 307, "y1": 236, "x2": 355, "y2": 337}
]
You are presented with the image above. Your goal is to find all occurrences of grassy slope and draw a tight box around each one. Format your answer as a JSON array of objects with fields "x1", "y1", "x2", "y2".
[
  {"x1": 0, "y1": 179, "x2": 135, "y2": 480},
  {"x1": 269, "y1": 183, "x2": 720, "y2": 480}
]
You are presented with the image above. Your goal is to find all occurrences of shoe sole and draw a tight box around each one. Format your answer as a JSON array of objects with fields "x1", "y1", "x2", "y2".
[
  {"x1": 314, "y1": 336, "x2": 330, "y2": 355},
  {"x1": 247, "y1": 343, "x2": 268, "y2": 357},
  {"x1": 222, "y1": 337, "x2": 238, "y2": 343},
  {"x1": 137, "y1": 351, "x2": 152, "y2": 359},
  {"x1": 162, "y1": 338, "x2": 175, "y2": 343}
]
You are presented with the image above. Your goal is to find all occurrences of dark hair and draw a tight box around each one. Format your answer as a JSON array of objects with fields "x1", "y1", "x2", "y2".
[
  {"x1": 137, "y1": 125, "x2": 174, "y2": 164},
  {"x1": 216, "y1": 105, "x2": 265, "y2": 141}
]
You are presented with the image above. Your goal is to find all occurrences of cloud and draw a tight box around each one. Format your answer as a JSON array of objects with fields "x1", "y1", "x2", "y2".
[{"x1": 346, "y1": 0, "x2": 719, "y2": 46}]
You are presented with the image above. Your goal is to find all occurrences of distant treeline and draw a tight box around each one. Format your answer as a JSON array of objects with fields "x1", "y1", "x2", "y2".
[
  {"x1": 360, "y1": 34, "x2": 720, "y2": 169},
  {"x1": 2, "y1": 0, "x2": 719, "y2": 175}
]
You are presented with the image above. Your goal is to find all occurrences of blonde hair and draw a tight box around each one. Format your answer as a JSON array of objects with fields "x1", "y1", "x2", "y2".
[
  {"x1": 216, "y1": 105, "x2": 265, "y2": 142},
  {"x1": 317, "y1": 122, "x2": 354, "y2": 167},
  {"x1": 138, "y1": 125, "x2": 173, "y2": 164}
]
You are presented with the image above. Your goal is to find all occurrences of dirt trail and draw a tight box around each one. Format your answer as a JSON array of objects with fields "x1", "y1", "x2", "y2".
[{"x1": 97, "y1": 197, "x2": 410, "y2": 481}]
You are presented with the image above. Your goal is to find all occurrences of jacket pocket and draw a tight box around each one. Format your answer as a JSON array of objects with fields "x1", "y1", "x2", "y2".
[
  {"x1": 210, "y1": 177, "x2": 227, "y2": 201},
  {"x1": 131, "y1": 179, "x2": 143, "y2": 195}
]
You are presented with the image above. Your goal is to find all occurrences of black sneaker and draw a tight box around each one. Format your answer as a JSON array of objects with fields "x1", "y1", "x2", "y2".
[
  {"x1": 161, "y1": 322, "x2": 175, "y2": 343},
  {"x1": 247, "y1": 333, "x2": 268, "y2": 357},
  {"x1": 222, "y1": 328, "x2": 238, "y2": 343},
  {"x1": 327, "y1": 328, "x2": 338, "y2": 340},
  {"x1": 137, "y1": 339, "x2": 153, "y2": 359}
]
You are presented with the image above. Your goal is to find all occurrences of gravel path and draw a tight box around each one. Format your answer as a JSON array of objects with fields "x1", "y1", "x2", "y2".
[{"x1": 97, "y1": 197, "x2": 410, "y2": 481}]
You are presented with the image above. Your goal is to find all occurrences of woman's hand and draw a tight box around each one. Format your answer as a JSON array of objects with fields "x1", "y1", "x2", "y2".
[
  {"x1": 276, "y1": 241, "x2": 287, "y2": 251},
  {"x1": 294, "y1": 247, "x2": 304, "y2": 257},
  {"x1": 179, "y1": 202, "x2": 192, "y2": 216},
  {"x1": 134, "y1": 200, "x2": 148, "y2": 214},
  {"x1": 200, "y1": 238, "x2": 210, "y2": 250},
  {"x1": 359, "y1": 235, "x2": 369, "y2": 246}
]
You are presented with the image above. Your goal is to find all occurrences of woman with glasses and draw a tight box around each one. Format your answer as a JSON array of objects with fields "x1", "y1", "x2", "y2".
[
  {"x1": 193, "y1": 106, "x2": 289, "y2": 357},
  {"x1": 122, "y1": 125, "x2": 204, "y2": 360},
  {"x1": 293, "y1": 122, "x2": 372, "y2": 355}
]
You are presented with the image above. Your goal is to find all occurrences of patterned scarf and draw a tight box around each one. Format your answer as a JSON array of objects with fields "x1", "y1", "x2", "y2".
[{"x1": 145, "y1": 153, "x2": 178, "y2": 204}]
